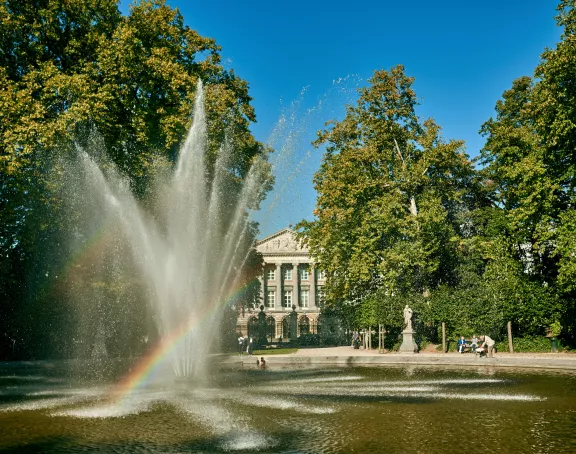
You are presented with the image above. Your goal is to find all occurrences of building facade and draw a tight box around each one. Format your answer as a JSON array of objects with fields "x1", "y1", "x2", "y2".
[{"x1": 236, "y1": 228, "x2": 325, "y2": 340}]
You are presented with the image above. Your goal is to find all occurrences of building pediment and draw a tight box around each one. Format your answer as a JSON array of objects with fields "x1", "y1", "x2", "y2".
[{"x1": 256, "y1": 228, "x2": 308, "y2": 254}]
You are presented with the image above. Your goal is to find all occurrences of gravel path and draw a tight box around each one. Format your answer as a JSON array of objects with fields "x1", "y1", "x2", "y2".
[{"x1": 293, "y1": 345, "x2": 576, "y2": 359}]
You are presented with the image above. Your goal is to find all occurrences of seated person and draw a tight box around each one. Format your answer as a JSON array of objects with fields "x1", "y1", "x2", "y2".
[
  {"x1": 457, "y1": 336, "x2": 467, "y2": 353},
  {"x1": 470, "y1": 335, "x2": 479, "y2": 352}
]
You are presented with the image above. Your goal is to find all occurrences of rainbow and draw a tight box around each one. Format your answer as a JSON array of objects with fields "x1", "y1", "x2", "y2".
[
  {"x1": 45, "y1": 217, "x2": 256, "y2": 402},
  {"x1": 108, "y1": 282, "x2": 254, "y2": 401}
]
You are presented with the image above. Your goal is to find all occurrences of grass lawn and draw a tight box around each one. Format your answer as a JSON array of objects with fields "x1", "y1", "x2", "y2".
[{"x1": 252, "y1": 348, "x2": 298, "y2": 355}]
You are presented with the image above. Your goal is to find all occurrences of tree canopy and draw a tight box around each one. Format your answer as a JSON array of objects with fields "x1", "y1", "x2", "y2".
[
  {"x1": 299, "y1": 65, "x2": 477, "y2": 304},
  {"x1": 0, "y1": 0, "x2": 271, "y2": 359},
  {"x1": 478, "y1": 0, "x2": 576, "y2": 340},
  {"x1": 300, "y1": 1, "x2": 576, "y2": 347}
]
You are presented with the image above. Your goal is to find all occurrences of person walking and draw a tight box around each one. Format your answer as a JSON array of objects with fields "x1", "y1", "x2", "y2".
[
  {"x1": 238, "y1": 334, "x2": 244, "y2": 355},
  {"x1": 247, "y1": 336, "x2": 253, "y2": 356}
]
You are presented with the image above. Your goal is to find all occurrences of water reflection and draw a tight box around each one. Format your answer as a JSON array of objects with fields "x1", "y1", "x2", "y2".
[{"x1": 0, "y1": 363, "x2": 575, "y2": 453}]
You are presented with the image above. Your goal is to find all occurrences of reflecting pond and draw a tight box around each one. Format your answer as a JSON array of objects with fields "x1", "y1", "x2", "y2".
[{"x1": 1, "y1": 361, "x2": 575, "y2": 453}]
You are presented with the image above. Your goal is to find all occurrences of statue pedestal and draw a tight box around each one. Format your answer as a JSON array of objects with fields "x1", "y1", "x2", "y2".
[
  {"x1": 399, "y1": 329, "x2": 418, "y2": 353},
  {"x1": 289, "y1": 308, "x2": 298, "y2": 343}
]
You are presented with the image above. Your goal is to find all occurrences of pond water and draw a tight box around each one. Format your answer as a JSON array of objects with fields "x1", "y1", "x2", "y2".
[{"x1": 1, "y1": 361, "x2": 575, "y2": 453}]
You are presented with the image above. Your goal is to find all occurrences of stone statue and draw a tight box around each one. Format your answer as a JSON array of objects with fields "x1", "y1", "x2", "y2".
[
  {"x1": 399, "y1": 304, "x2": 418, "y2": 353},
  {"x1": 403, "y1": 305, "x2": 413, "y2": 332}
]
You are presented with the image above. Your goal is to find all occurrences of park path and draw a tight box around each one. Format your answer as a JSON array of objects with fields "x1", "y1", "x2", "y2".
[
  {"x1": 229, "y1": 346, "x2": 576, "y2": 371},
  {"x1": 293, "y1": 345, "x2": 576, "y2": 359}
]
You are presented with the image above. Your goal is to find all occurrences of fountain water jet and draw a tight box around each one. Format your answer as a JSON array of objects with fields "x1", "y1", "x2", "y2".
[{"x1": 65, "y1": 80, "x2": 269, "y2": 379}]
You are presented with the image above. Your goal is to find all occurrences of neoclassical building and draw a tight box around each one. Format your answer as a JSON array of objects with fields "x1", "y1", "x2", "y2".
[{"x1": 236, "y1": 228, "x2": 325, "y2": 340}]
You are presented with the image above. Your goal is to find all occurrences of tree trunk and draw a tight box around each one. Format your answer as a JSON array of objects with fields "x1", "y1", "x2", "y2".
[
  {"x1": 507, "y1": 321, "x2": 514, "y2": 353},
  {"x1": 393, "y1": 138, "x2": 419, "y2": 217},
  {"x1": 410, "y1": 195, "x2": 418, "y2": 216}
]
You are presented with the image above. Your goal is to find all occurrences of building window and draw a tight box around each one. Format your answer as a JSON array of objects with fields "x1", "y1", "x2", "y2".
[
  {"x1": 266, "y1": 316, "x2": 276, "y2": 339},
  {"x1": 282, "y1": 316, "x2": 291, "y2": 339},
  {"x1": 316, "y1": 287, "x2": 326, "y2": 307},
  {"x1": 317, "y1": 269, "x2": 326, "y2": 280},
  {"x1": 283, "y1": 267, "x2": 292, "y2": 281},
  {"x1": 283, "y1": 290, "x2": 293, "y2": 308},
  {"x1": 300, "y1": 266, "x2": 309, "y2": 280},
  {"x1": 266, "y1": 268, "x2": 275, "y2": 281},
  {"x1": 301, "y1": 289, "x2": 309, "y2": 308},
  {"x1": 247, "y1": 316, "x2": 258, "y2": 339},
  {"x1": 266, "y1": 290, "x2": 275, "y2": 308}
]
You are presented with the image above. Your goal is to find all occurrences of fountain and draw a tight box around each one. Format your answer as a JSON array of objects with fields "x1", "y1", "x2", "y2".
[
  {"x1": 1, "y1": 81, "x2": 575, "y2": 453},
  {"x1": 62, "y1": 80, "x2": 270, "y2": 380},
  {"x1": 1, "y1": 361, "x2": 575, "y2": 452}
]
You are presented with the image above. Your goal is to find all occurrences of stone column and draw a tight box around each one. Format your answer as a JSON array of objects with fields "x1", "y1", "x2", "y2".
[
  {"x1": 292, "y1": 262, "x2": 300, "y2": 307},
  {"x1": 309, "y1": 263, "x2": 316, "y2": 309},
  {"x1": 275, "y1": 262, "x2": 282, "y2": 308}
]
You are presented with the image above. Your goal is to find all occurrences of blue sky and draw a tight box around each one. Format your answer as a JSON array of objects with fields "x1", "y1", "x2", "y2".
[{"x1": 122, "y1": 1, "x2": 562, "y2": 237}]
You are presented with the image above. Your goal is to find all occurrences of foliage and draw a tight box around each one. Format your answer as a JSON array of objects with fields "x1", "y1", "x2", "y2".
[
  {"x1": 355, "y1": 296, "x2": 378, "y2": 328},
  {"x1": 366, "y1": 289, "x2": 407, "y2": 329},
  {"x1": 556, "y1": 209, "x2": 576, "y2": 291},
  {"x1": 496, "y1": 336, "x2": 558, "y2": 353},
  {"x1": 299, "y1": 2, "x2": 576, "y2": 346},
  {"x1": 549, "y1": 321, "x2": 562, "y2": 337},
  {"x1": 417, "y1": 235, "x2": 564, "y2": 342},
  {"x1": 0, "y1": 0, "x2": 264, "y2": 182},
  {"x1": 478, "y1": 0, "x2": 576, "y2": 342},
  {"x1": 298, "y1": 65, "x2": 477, "y2": 307},
  {"x1": 298, "y1": 333, "x2": 321, "y2": 347},
  {"x1": 0, "y1": 0, "x2": 271, "y2": 359}
]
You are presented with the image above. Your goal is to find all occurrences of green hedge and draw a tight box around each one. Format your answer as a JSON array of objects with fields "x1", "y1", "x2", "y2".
[
  {"x1": 253, "y1": 348, "x2": 298, "y2": 355},
  {"x1": 496, "y1": 336, "x2": 560, "y2": 353},
  {"x1": 299, "y1": 334, "x2": 321, "y2": 346}
]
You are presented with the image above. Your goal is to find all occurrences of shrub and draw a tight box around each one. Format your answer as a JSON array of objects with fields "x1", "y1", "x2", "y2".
[
  {"x1": 299, "y1": 333, "x2": 321, "y2": 347},
  {"x1": 497, "y1": 336, "x2": 560, "y2": 353},
  {"x1": 320, "y1": 334, "x2": 340, "y2": 346},
  {"x1": 416, "y1": 340, "x2": 429, "y2": 351}
]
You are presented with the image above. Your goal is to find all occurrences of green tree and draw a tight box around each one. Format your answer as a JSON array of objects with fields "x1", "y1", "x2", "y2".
[
  {"x1": 533, "y1": 1, "x2": 576, "y2": 299},
  {"x1": 299, "y1": 65, "x2": 476, "y2": 310},
  {"x1": 479, "y1": 77, "x2": 559, "y2": 282},
  {"x1": 0, "y1": 0, "x2": 271, "y2": 359},
  {"x1": 479, "y1": 1, "x2": 576, "y2": 341}
]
